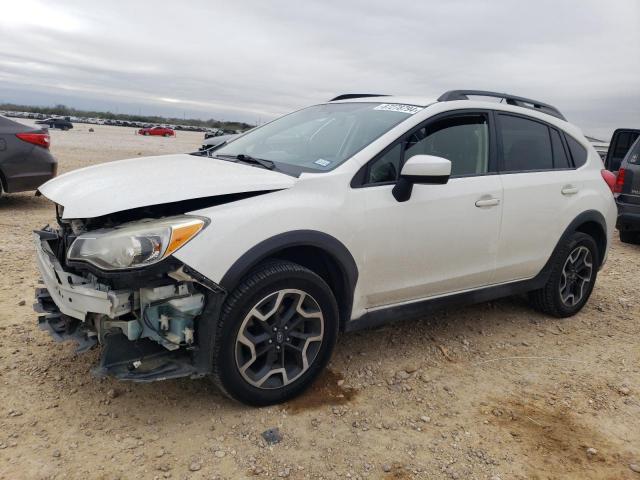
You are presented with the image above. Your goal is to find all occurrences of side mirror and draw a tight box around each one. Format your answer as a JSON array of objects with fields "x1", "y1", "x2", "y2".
[{"x1": 392, "y1": 155, "x2": 451, "y2": 202}]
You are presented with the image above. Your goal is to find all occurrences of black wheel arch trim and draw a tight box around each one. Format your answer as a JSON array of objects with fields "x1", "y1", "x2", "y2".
[
  {"x1": 219, "y1": 230, "x2": 358, "y2": 321},
  {"x1": 553, "y1": 209, "x2": 607, "y2": 269}
]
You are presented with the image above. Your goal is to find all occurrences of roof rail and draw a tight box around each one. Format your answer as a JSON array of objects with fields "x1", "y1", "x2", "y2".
[
  {"x1": 329, "y1": 93, "x2": 389, "y2": 102},
  {"x1": 437, "y1": 90, "x2": 566, "y2": 121}
]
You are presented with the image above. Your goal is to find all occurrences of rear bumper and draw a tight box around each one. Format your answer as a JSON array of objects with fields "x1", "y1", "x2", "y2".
[
  {"x1": 616, "y1": 200, "x2": 640, "y2": 232},
  {"x1": 3, "y1": 147, "x2": 57, "y2": 193}
]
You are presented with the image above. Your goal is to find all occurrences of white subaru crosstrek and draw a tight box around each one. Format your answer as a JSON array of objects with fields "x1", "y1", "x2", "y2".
[{"x1": 34, "y1": 90, "x2": 617, "y2": 405}]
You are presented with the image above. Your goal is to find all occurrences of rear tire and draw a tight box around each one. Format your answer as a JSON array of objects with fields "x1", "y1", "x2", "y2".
[
  {"x1": 620, "y1": 230, "x2": 640, "y2": 244},
  {"x1": 211, "y1": 260, "x2": 339, "y2": 406},
  {"x1": 529, "y1": 232, "x2": 599, "y2": 318}
]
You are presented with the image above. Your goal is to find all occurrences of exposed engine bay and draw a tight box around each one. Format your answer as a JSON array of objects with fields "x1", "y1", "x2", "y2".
[{"x1": 33, "y1": 206, "x2": 225, "y2": 382}]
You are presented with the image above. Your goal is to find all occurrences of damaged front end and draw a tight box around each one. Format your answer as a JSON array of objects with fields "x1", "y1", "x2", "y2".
[{"x1": 33, "y1": 212, "x2": 225, "y2": 382}]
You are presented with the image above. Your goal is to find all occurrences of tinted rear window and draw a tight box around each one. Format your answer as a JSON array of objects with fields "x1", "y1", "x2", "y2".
[
  {"x1": 499, "y1": 114, "x2": 553, "y2": 171},
  {"x1": 565, "y1": 135, "x2": 588, "y2": 168}
]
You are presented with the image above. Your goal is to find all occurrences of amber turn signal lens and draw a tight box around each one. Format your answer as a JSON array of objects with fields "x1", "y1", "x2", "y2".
[{"x1": 164, "y1": 220, "x2": 205, "y2": 257}]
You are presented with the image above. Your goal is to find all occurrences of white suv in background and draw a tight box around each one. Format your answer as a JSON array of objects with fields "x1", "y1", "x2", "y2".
[{"x1": 34, "y1": 90, "x2": 616, "y2": 405}]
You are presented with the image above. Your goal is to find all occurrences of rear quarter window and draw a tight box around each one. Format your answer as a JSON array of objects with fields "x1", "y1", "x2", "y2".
[{"x1": 564, "y1": 134, "x2": 588, "y2": 168}]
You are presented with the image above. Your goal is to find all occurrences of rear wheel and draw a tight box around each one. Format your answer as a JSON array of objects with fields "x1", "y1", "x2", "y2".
[
  {"x1": 529, "y1": 232, "x2": 599, "y2": 317},
  {"x1": 212, "y1": 261, "x2": 339, "y2": 406},
  {"x1": 620, "y1": 230, "x2": 640, "y2": 244}
]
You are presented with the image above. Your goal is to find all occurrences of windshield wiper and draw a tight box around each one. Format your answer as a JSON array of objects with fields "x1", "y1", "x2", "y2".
[{"x1": 219, "y1": 154, "x2": 275, "y2": 170}]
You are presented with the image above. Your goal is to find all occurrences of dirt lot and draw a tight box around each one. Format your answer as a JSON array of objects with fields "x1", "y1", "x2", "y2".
[{"x1": 1, "y1": 123, "x2": 639, "y2": 480}]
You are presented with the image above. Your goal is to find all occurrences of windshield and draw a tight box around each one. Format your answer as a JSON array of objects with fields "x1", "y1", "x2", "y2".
[{"x1": 213, "y1": 102, "x2": 421, "y2": 172}]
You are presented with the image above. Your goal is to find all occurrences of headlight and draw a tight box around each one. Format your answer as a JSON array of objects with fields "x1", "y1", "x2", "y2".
[{"x1": 67, "y1": 216, "x2": 207, "y2": 270}]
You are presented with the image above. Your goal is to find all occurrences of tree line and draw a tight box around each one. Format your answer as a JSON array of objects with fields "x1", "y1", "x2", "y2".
[{"x1": 0, "y1": 102, "x2": 254, "y2": 131}]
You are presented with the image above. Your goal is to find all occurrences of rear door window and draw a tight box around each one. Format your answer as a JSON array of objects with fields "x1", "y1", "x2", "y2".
[{"x1": 498, "y1": 114, "x2": 553, "y2": 172}]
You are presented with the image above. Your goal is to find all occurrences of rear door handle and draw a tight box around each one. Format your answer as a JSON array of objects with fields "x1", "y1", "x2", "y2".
[
  {"x1": 475, "y1": 198, "x2": 500, "y2": 208},
  {"x1": 561, "y1": 185, "x2": 579, "y2": 195}
]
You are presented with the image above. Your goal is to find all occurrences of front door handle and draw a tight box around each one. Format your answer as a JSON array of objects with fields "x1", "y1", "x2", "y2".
[
  {"x1": 561, "y1": 185, "x2": 579, "y2": 195},
  {"x1": 475, "y1": 198, "x2": 500, "y2": 208}
]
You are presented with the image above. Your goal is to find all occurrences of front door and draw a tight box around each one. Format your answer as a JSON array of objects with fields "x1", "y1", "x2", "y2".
[{"x1": 354, "y1": 111, "x2": 503, "y2": 309}]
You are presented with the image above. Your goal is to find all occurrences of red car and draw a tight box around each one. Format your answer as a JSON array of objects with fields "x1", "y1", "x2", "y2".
[{"x1": 138, "y1": 126, "x2": 175, "y2": 137}]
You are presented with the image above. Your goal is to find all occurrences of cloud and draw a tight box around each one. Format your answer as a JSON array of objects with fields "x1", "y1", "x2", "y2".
[{"x1": 0, "y1": 0, "x2": 638, "y2": 137}]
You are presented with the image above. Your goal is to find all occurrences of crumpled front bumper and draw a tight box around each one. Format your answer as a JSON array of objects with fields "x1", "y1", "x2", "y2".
[
  {"x1": 32, "y1": 230, "x2": 226, "y2": 382},
  {"x1": 33, "y1": 232, "x2": 132, "y2": 321}
]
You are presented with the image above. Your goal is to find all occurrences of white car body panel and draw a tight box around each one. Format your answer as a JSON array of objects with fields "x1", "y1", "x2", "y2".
[
  {"x1": 39, "y1": 153, "x2": 296, "y2": 219},
  {"x1": 351, "y1": 175, "x2": 502, "y2": 308}
]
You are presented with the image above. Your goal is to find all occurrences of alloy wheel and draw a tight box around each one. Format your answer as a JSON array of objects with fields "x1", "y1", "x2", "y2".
[
  {"x1": 559, "y1": 246, "x2": 593, "y2": 307},
  {"x1": 235, "y1": 289, "x2": 324, "y2": 389}
]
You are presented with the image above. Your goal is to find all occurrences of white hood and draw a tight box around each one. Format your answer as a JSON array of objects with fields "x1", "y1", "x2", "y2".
[{"x1": 39, "y1": 154, "x2": 296, "y2": 219}]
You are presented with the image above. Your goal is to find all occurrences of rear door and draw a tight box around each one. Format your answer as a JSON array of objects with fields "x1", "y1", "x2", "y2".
[
  {"x1": 605, "y1": 129, "x2": 640, "y2": 172},
  {"x1": 493, "y1": 113, "x2": 583, "y2": 283}
]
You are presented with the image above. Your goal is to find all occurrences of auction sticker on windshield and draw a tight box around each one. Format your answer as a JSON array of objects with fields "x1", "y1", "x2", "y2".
[{"x1": 374, "y1": 104, "x2": 422, "y2": 115}]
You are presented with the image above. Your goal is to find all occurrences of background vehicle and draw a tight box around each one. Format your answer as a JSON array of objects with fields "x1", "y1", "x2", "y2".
[
  {"x1": 604, "y1": 128, "x2": 640, "y2": 172},
  {"x1": 35, "y1": 117, "x2": 74, "y2": 131},
  {"x1": 0, "y1": 115, "x2": 57, "y2": 197},
  {"x1": 138, "y1": 126, "x2": 175, "y2": 137},
  {"x1": 34, "y1": 90, "x2": 616, "y2": 406},
  {"x1": 612, "y1": 135, "x2": 640, "y2": 243},
  {"x1": 199, "y1": 133, "x2": 238, "y2": 151},
  {"x1": 586, "y1": 136, "x2": 609, "y2": 162},
  {"x1": 204, "y1": 128, "x2": 238, "y2": 139}
]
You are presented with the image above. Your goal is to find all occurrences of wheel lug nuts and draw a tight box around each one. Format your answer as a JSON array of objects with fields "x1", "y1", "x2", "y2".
[
  {"x1": 286, "y1": 337, "x2": 290, "y2": 342},
  {"x1": 284, "y1": 326, "x2": 288, "y2": 330},
  {"x1": 268, "y1": 339, "x2": 273, "y2": 344},
  {"x1": 273, "y1": 327, "x2": 277, "y2": 331}
]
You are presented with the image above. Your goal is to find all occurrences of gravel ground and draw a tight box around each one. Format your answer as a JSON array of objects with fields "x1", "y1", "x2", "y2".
[{"x1": 0, "y1": 123, "x2": 639, "y2": 479}]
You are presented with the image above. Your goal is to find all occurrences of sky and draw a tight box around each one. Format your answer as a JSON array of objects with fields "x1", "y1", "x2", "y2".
[{"x1": 0, "y1": 0, "x2": 638, "y2": 139}]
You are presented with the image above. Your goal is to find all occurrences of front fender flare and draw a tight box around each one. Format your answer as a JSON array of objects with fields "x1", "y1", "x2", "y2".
[{"x1": 219, "y1": 230, "x2": 358, "y2": 295}]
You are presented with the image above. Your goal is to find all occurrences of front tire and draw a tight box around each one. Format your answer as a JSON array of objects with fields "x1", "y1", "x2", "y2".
[
  {"x1": 212, "y1": 261, "x2": 339, "y2": 406},
  {"x1": 529, "y1": 232, "x2": 599, "y2": 317}
]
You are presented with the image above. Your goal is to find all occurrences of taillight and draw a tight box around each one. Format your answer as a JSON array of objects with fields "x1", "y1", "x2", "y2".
[
  {"x1": 601, "y1": 169, "x2": 617, "y2": 192},
  {"x1": 15, "y1": 132, "x2": 50, "y2": 149},
  {"x1": 613, "y1": 168, "x2": 626, "y2": 194}
]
